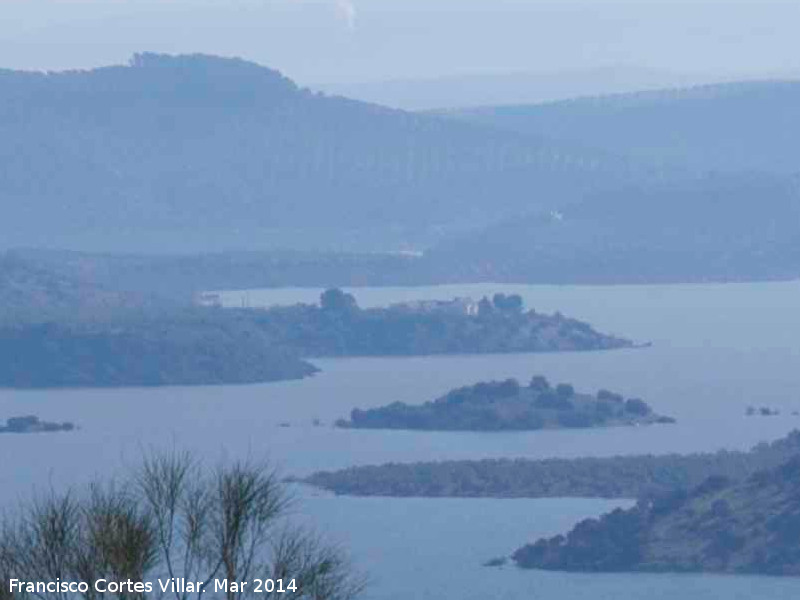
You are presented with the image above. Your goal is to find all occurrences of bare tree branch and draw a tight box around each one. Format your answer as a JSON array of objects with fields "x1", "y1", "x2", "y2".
[{"x1": 1, "y1": 452, "x2": 363, "y2": 600}]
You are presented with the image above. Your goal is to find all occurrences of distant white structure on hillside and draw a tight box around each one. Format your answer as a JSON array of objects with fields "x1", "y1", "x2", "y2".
[
  {"x1": 390, "y1": 297, "x2": 479, "y2": 316},
  {"x1": 194, "y1": 292, "x2": 223, "y2": 307}
]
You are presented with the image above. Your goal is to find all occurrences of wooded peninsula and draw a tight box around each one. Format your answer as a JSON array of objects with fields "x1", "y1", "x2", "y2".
[{"x1": 0, "y1": 290, "x2": 633, "y2": 389}]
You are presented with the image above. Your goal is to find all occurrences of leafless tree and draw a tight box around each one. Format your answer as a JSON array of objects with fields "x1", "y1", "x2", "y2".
[
  {"x1": 1, "y1": 491, "x2": 82, "y2": 600},
  {"x1": 1, "y1": 484, "x2": 155, "y2": 600},
  {"x1": 268, "y1": 529, "x2": 364, "y2": 600},
  {"x1": 74, "y1": 483, "x2": 157, "y2": 600},
  {"x1": 1, "y1": 453, "x2": 363, "y2": 600}
]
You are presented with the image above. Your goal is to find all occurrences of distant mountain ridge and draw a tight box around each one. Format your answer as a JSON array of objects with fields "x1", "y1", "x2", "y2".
[
  {"x1": 443, "y1": 80, "x2": 800, "y2": 173},
  {"x1": 314, "y1": 67, "x2": 736, "y2": 111},
  {"x1": 0, "y1": 53, "x2": 650, "y2": 253},
  {"x1": 424, "y1": 80, "x2": 800, "y2": 282},
  {"x1": 3, "y1": 54, "x2": 798, "y2": 283}
]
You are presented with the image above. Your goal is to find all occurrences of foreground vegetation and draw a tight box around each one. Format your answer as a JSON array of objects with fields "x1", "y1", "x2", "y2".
[
  {"x1": 304, "y1": 432, "x2": 800, "y2": 499},
  {"x1": 0, "y1": 452, "x2": 363, "y2": 600},
  {"x1": 513, "y1": 454, "x2": 800, "y2": 575},
  {"x1": 336, "y1": 375, "x2": 670, "y2": 431}
]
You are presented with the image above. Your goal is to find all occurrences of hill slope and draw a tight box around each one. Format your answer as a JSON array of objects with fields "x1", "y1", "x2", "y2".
[
  {"x1": 0, "y1": 53, "x2": 647, "y2": 253},
  {"x1": 0, "y1": 252, "x2": 156, "y2": 323},
  {"x1": 315, "y1": 67, "x2": 717, "y2": 111},
  {"x1": 0, "y1": 316, "x2": 318, "y2": 388},
  {"x1": 444, "y1": 81, "x2": 800, "y2": 174},
  {"x1": 424, "y1": 82, "x2": 800, "y2": 283},
  {"x1": 425, "y1": 173, "x2": 800, "y2": 283},
  {"x1": 513, "y1": 456, "x2": 800, "y2": 576}
]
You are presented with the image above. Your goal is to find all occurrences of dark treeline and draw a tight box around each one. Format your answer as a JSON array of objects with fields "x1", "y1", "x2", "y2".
[{"x1": 304, "y1": 431, "x2": 800, "y2": 499}]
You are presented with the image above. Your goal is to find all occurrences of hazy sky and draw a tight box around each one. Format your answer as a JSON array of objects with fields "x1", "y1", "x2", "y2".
[{"x1": 1, "y1": 0, "x2": 798, "y2": 84}]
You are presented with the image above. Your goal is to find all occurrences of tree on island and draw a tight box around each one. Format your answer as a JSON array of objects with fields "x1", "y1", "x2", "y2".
[
  {"x1": 529, "y1": 376, "x2": 551, "y2": 392},
  {"x1": 492, "y1": 293, "x2": 524, "y2": 314},
  {"x1": 477, "y1": 296, "x2": 494, "y2": 317},
  {"x1": 0, "y1": 453, "x2": 363, "y2": 600},
  {"x1": 320, "y1": 289, "x2": 358, "y2": 314},
  {"x1": 555, "y1": 384, "x2": 575, "y2": 400}
]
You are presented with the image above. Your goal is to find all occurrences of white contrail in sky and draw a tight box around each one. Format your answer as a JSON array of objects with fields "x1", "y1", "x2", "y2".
[
  {"x1": 289, "y1": 0, "x2": 357, "y2": 31},
  {"x1": 336, "y1": 0, "x2": 357, "y2": 30}
]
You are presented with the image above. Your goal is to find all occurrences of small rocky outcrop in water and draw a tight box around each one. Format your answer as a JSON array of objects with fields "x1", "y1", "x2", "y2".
[
  {"x1": 0, "y1": 415, "x2": 76, "y2": 434},
  {"x1": 336, "y1": 376, "x2": 673, "y2": 431}
]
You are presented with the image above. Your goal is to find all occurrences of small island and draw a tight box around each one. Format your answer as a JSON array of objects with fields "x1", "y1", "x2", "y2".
[
  {"x1": 335, "y1": 376, "x2": 673, "y2": 431},
  {"x1": 512, "y1": 455, "x2": 800, "y2": 576},
  {"x1": 1, "y1": 415, "x2": 75, "y2": 434}
]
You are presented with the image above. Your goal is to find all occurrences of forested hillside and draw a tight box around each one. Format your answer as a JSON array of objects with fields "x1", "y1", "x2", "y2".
[
  {"x1": 305, "y1": 432, "x2": 800, "y2": 499},
  {"x1": 514, "y1": 454, "x2": 800, "y2": 575},
  {"x1": 7, "y1": 248, "x2": 421, "y2": 300},
  {"x1": 0, "y1": 316, "x2": 318, "y2": 388},
  {"x1": 444, "y1": 81, "x2": 800, "y2": 173},
  {"x1": 4, "y1": 55, "x2": 797, "y2": 282},
  {"x1": 429, "y1": 81, "x2": 800, "y2": 283},
  {"x1": 425, "y1": 173, "x2": 800, "y2": 283},
  {"x1": 0, "y1": 53, "x2": 647, "y2": 253},
  {"x1": 0, "y1": 252, "x2": 153, "y2": 323},
  {"x1": 0, "y1": 289, "x2": 631, "y2": 388}
]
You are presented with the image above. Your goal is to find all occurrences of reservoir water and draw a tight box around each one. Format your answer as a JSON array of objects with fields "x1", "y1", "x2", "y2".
[{"x1": 3, "y1": 281, "x2": 800, "y2": 599}]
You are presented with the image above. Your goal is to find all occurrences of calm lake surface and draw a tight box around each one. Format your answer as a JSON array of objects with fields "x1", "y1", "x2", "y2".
[{"x1": 3, "y1": 281, "x2": 800, "y2": 599}]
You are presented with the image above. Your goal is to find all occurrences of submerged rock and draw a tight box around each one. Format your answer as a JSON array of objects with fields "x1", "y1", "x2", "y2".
[{"x1": 0, "y1": 415, "x2": 76, "y2": 434}]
